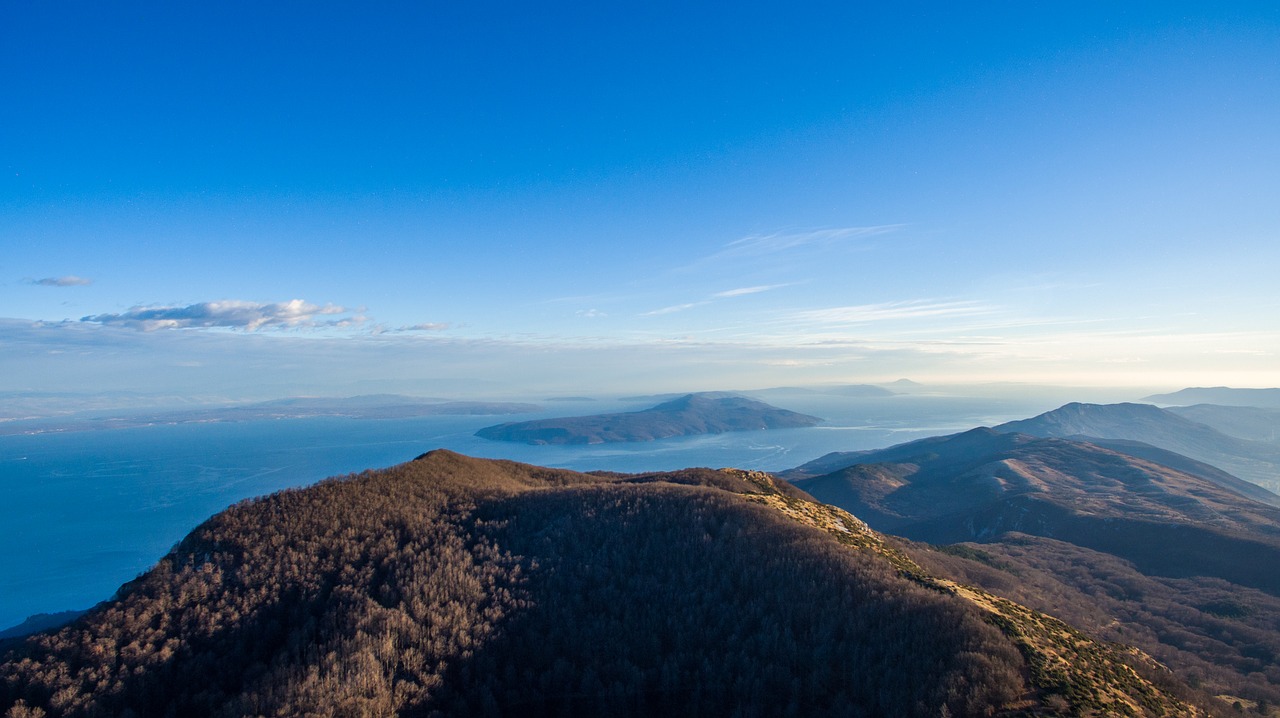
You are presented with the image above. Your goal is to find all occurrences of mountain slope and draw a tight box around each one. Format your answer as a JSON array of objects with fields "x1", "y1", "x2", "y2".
[
  {"x1": 476, "y1": 392, "x2": 821, "y2": 444},
  {"x1": 0, "y1": 451, "x2": 1206, "y2": 717},
  {"x1": 905, "y1": 533, "x2": 1280, "y2": 711},
  {"x1": 789, "y1": 428, "x2": 1280, "y2": 591},
  {"x1": 994, "y1": 402, "x2": 1280, "y2": 493},
  {"x1": 784, "y1": 429, "x2": 1280, "y2": 708},
  {"x1": 1064, "y1": 436, "x2": 1280, "y2": 508}
]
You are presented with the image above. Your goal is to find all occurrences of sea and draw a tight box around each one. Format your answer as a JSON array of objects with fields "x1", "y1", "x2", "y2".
[{"x1": 0, "y1": 390, "x2": 1087, "y2": 630}]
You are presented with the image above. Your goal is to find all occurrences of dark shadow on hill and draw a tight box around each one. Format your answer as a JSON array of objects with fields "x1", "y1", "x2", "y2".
[{"x1": 427, "y1": 482, "x2": 1024, "y2": 717}]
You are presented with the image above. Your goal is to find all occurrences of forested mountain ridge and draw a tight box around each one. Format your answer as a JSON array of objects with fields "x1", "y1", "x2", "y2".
[
  {"x1": 782, "y1": 428, "x2": 1280, "y2": 711},
  {"x1": 706, "y1": 468, "x2": 1214, "y2": 717},
  {"x1": 0, "y1": 450, "x2": 1207, "y2": 717}
]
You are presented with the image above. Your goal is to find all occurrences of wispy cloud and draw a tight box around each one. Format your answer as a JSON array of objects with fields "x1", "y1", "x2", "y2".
[
  {"x1": 791, "y1": 299, "x2": 994, "y2": 326},
  {"x1": 640, "y1": 302, "x2": 704, "y2": 316},
  {"x1": 576, "y1": 309, "x2": 607, "y2": 318},
  {"x1": 32, "y1": 275, "x2": 93, "y2": 287},
  {"x1": 712, "y1": 284, "x2": 789, "y2": 298},
  {"x1": 399, "y1": 322, "x2": 451, "y2": 332},
  {"x1": 641, "y1": 284, "x2": 788, "y2": 317},
  {"x1": 717, "y1": 225, "x2": 902, "y2": 258},
  {"x1": 81, "y1": 299, "x2": 361, "y2": 331}
]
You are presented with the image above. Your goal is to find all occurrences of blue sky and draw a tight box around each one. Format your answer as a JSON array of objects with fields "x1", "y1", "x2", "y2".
[{"x1": 3, "y1": 2, "x2": 1279, "y2": 401}]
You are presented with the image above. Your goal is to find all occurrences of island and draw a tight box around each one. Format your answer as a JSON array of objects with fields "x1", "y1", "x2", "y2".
[{"x1": 475, "y1": 393, "x2": 822, "y2": 444}]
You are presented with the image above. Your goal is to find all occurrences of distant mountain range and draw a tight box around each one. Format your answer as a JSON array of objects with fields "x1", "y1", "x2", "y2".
[
  {"x1": 475, "y1": 393, "x2": 821, "y2": 444},
  {"x1": 994, "y1": 402, "x2": 1280, "y2": 493},
  {"x1": 2, "y1": 451, "x2": 1201, "y2": 717},
  {"x1": 0, "y1": 395, "x2": 542, "y2": 436},
  {"x1": 741, "y1": 384, "x2": 897, "y2": 399},
  {"x1": 1144, "y1": 386, "x2": 1280, "y2": 408}
]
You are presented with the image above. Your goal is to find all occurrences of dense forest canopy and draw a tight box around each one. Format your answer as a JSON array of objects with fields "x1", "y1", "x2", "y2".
[{"x1": 0, "y1": 450, "x2": 1213, "y2": 717}]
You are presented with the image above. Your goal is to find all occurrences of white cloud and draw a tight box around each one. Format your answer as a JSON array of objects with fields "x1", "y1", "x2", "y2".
[
  {"x1": 576, "y1": 309, "x2": 607, "y2": 318},
  {"x1": 80, "y1": 299, "x2": 358, "y2": 331},
  {"x1": 32, "y1": 276, "x2": 93, "y2": 287},
  {"x1": 399, "y1": 322, "x2": 451, "y2": 332}
]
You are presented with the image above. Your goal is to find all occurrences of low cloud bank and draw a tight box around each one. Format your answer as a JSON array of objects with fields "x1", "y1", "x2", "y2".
[
  {"x1": 33, "y1": 276, "x2": 93, "y2": 287},
  {"x1": 81, "y1": 299, "x2": 359, "y2": 331}
]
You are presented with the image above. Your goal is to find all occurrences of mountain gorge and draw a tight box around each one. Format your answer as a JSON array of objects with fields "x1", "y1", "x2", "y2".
[{"x1": 0, "y1": 451, "x2": 1206, "y2": 717}]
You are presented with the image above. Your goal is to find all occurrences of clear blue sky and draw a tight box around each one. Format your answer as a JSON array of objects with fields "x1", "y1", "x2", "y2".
[{"x1": 4, "y1": 2, "x2": 1279, "y2": 400}]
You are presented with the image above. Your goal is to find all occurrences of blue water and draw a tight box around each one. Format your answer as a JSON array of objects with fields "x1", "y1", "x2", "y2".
[{"x1": 0, "y1": 393, "x2": 1055, "y2": 629}]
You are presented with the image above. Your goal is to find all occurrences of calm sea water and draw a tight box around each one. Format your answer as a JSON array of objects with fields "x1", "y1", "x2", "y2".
[{"x1": 0, "y1": 393, "x2": 1060, "y2": 629}]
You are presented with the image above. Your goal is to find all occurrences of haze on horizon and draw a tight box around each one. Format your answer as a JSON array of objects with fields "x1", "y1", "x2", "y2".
[{"x1": 3, "y1": 3, "x2": 1278, "y2": 404}]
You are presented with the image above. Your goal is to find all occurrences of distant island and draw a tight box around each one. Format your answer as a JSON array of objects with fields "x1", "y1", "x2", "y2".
[
  {"x1": 475, "y1": 393, "x2": 822, "y2": 444},
  {"x1": 743, "y1": 384, "x2": 896, "y2": 400}
]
